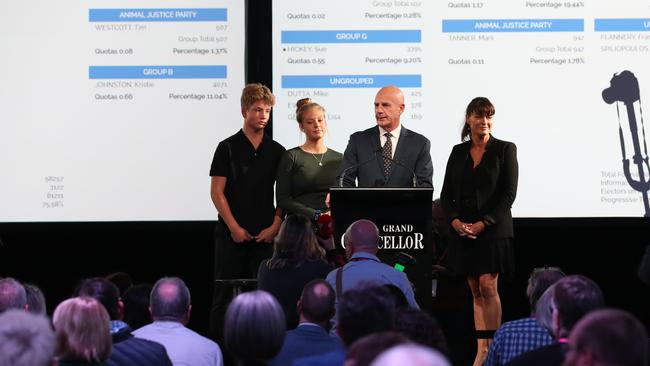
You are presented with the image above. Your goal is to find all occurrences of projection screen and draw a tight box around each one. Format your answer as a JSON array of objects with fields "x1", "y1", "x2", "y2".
[
  {"x1": 0, "y1": 0, "x2": 245, "y2": 222},
  {"x1": 272, "y1": 0, "x2": 650, "y2": 218}
]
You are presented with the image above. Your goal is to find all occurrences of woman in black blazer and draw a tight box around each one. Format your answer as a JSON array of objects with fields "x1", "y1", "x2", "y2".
[{"x1": 440, "y1": 97, "x2": 518, "y2": 366}]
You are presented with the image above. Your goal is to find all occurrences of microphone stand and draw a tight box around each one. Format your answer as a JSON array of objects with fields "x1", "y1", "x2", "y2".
[
  {"x1": 337, "y1": 147, "x2": 420, "y2": 188},
  {"x1": 337, "y1": 148, "x2": 382, "y2": 187},
  {"x1": 603, "y1": 70, "x2": 650, "y2": 216},
  {"x1": 383, "y1": 152, "x2": 419, "y2": 188}
]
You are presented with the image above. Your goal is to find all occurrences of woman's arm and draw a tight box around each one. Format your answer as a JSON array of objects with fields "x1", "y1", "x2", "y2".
[
  {"x1": 482, "y1": 142, "x2": 519, "y2": 226},
  {"x1": 276, "y1": 151, "x2": 318, "y2": 218},
  {"x1": 441, "y1": 146, "x2": 477, "y2": 237},
  {"x1": 440, "y1": 146, "x2": 461, "y2": 224}
]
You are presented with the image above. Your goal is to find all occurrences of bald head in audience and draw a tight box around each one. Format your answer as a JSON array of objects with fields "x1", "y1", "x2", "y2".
[
  {"x1": 298, "y1": 279, "x2": 336, "y2": 327},
  {"x1": 150, "y1": 277, "x2": 191, "y2": 324},
  {"x1": 344, "y1": 219, "x2": 380, "y2": 258}
]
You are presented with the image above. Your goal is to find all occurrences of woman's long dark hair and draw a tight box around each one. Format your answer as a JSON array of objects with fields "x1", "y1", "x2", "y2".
[
  {"x1": 461, "y1": 97, "x2": 495, "y2": 142},
  {"x1": 266, "y1": 214, "x2": 325, "y2": 270}
]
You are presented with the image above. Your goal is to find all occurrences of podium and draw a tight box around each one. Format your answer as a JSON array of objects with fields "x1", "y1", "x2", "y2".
[{"x1": 329, "y1": 187, "x2": 433, "y2": 309}]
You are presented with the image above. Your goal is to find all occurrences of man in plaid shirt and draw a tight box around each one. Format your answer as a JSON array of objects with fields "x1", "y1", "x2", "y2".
[{"x1": 484, "y1": 267, "x2": 565, "y2": 365}]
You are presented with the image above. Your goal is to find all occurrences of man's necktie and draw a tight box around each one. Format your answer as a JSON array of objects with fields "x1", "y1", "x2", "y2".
[{"x1": 382, "y1": 132, "x2": 393, "y2": 176}]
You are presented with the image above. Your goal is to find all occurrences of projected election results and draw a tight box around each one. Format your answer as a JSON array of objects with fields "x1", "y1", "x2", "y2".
[
  {"x1": 0, "y1": 0, "x2": 245, "y2": 222},
  {"x1": 273, "y1": 0, "x2": 650, "y2": 217}
]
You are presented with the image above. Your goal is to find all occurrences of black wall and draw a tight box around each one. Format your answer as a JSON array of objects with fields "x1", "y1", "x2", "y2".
[{"x1": 1, "y1": 218, "x2": 648, "y2": 336}]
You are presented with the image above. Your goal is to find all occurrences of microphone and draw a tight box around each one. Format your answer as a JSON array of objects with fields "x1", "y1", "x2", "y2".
[
  {"x1": 337, "y1": 147, "x2": 382, "y2": 187},
  {"x1": 382, "y1": 151, "x2": 419, "y2": 188}
]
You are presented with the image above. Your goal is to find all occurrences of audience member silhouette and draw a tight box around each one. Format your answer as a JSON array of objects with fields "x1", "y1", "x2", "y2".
[
  {"x1": 294, "y1": 284, "x2": 396, "y2": 366},
  {"x1": 76, "y1": 277, "x2": 172, "y2": 366},
  {"x1": 395, "y1": 308, "x2": 449, "y2": 356},
  {"x1": 122, "y1": 283, "x2": 153, "y2": 330},
  {"x1": 269, "y1": 280, "x2": 343, "y2": 366},
  {"x1": 384, "y1": 284, "x2": 409, "y2": 309},
  {"x1": 0, "y1": 277, "x2": 27, "y2": 313},
  {"x1": 345, "y1": 331, "x2": 409, "y2": 366},
  {"x1": 133, "y1": 277, "x2": 223, "y2": 366},
  {"x1": 257, "y1": 214, "x2": 332, "y2": 329},
  {"x1": 53, "y1": 296, "x2": 112, "y2": 365},
  {"x1": 507, "y1": 275, "x2": 605, "y2": 366},
  {"x1": 24, "y1": 283, "x2": 47, "y2": 315},
  {"x1": 563, "y1": 309, "x2": 648, "y2": 366},
  {"x1": 326, "y1": 219, "x2": 418, "y2": 308},
  {"x1": 485, "y1": 266, "x2": 565, "y2": 365},
  {"x1": 224, "y1": 290, "x2": 286, "y2": 366},
  {"x1": 371, "y1": 343, "x2": 451, "y2": 366},
  {"x1": 105, "y1": 272, "x2": 134, "y2": 296},
  {"x1": 0, "y1": 309, "x2": 55, "y2": 366},
  {"x1": 535, "y1": 283, "x2": 561, "y2": 333}
]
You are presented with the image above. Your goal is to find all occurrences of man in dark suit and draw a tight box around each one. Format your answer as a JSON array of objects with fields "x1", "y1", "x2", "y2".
[
  {"x1": 293, "y1": 284, "x2": 396, "y2": 366},
  {"x1": 337, "y1": 85, "x2": 433, "y2": 188},
  {"x1": 269, "y1": 280, "x2": 343, "y2": 366}
]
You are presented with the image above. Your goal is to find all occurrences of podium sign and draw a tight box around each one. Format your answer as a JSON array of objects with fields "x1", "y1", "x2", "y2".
[{"x1": 329, "y1": 187, "x2": 433, "y2": 309}]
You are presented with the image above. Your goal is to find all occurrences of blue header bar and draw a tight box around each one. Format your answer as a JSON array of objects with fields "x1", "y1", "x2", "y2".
[
  {"x1": 595, "y1": 19, "x2": 650, "y2": 32},
  {"x1": 89, "y1": 8, "x2": 227, "y2": 22},
  {"x1": 282, "y1": 75, "x2": 421, "y2": 88},
  {"x1": 443, "y1": 19, "x2": 584, "y2": 33},
  {"x1": 281, "y1": 30, "x2": 421, "y2": 44},
  {"x1": 89, "y1": 66, "x2": 227, "y2": 79}
]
